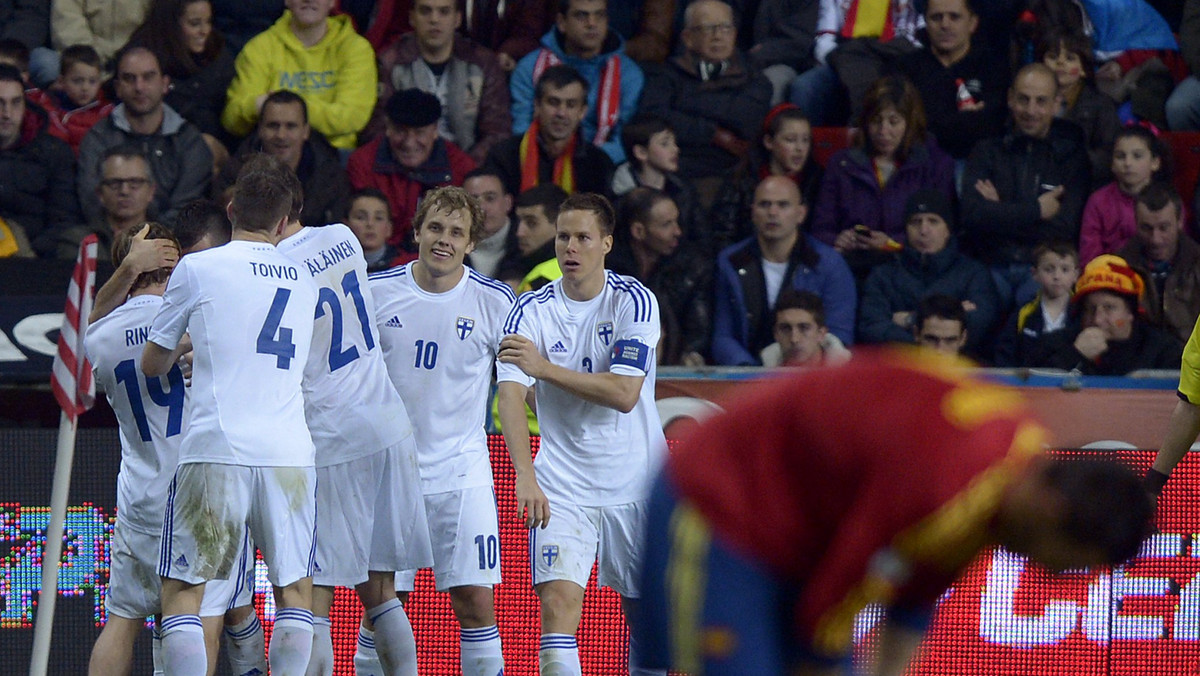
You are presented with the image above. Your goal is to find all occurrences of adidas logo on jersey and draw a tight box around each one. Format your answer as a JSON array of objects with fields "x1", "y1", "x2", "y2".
[
  {"x1": 384, "y1": 316, "x2": 403, "y2": 328},
  {"x1": 549, "y1": 340, "x2": 568, "y2": 353},
  {"x1": 174, "y1": 554, "x2": 188, "y2": 569}
]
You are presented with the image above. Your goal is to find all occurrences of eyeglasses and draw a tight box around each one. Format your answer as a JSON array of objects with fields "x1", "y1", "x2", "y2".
[
  {"x1": 100, "y1": 177, "x2": 151, "y2": 190},
  {"x1": 687, "y1": 23, "x2": 734, "y2": 36}
]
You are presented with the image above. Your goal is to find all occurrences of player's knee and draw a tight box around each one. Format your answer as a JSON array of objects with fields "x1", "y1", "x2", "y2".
[
  {"x1": 537, "y1": 582, "x2": 584, "y2": 626},
  {"x1": 449, "y1": 585, "x2": 496, "y2": 626}
]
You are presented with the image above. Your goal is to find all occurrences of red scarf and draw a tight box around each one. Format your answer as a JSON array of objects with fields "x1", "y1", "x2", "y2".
[
  {"x1": 519, "y1": 119, "x2": 576, "y2": 193},
  {"x1": 532, "y1": 48, "x2": 621, "y2": 146}
]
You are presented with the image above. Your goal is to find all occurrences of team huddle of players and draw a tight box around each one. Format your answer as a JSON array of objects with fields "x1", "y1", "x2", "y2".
[{"x1": 83, "y1": 154, "x2": 665, "y2": 676}]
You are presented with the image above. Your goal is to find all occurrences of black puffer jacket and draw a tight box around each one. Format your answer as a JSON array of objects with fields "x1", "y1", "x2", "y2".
[{"x1": 0, "y1": 103, "x2": 82, "y2": 257}]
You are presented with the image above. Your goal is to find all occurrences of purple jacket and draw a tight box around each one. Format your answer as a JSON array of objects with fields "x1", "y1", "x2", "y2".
[{"x1": 810, "y1": 139, "x2": 955, "y2": 247}]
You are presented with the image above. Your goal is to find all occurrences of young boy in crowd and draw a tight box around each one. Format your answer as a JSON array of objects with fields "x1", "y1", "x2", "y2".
[
  {"x1": 993, "y1": 241, "x2": 1082, "y2": 367},
  {"x1": 26, "y1": 45, "x2": 113, "y2": 154},
  {"x1": 345, "y1": 188, "x2": 408, "y2": 272},
  {"x1": 612, "y1": 115, "x2": 701, "y2": 244}
]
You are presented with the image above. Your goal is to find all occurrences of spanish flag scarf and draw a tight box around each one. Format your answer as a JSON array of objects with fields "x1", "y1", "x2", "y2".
[{"x1": 519, "y1": 119, "x2": 576, "y2": 193}]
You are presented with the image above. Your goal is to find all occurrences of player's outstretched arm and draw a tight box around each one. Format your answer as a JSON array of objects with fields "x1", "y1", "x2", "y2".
[
  {"x1": 498, "y1": 334, "x2": 643, "y2": 413},
  {"x1": 90, "y1": 225, "x2": 179, "y2": 323},
  {"x1": 1149, "y1": 398, "x2": 1200, "y2": 492},
  {"x1": 497, "y1": 380, "x2": 550, "y2": 529}
]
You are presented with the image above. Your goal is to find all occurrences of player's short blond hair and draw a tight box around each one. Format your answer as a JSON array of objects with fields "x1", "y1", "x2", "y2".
[
  {"x1": 412, "y1": 186, "x2": 486, "y2": 244},
  {"x1": 111, "y1": 222, "x2": 178, "y2": 291}
]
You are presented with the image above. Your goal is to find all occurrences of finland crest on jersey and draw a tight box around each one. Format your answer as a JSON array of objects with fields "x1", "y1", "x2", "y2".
[
  {"x1": 496, "y1": 271, "x2": 667, "y2": 507},
  {"x1": 278, "y1": 224, "x2": 413, "y2": 467},
  {"x1": 369, "y1": 262, "x2": 517, "y2": 493}
]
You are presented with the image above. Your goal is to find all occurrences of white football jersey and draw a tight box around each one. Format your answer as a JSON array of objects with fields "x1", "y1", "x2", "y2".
[
  {"x1": 370, "y1": 262, "x2": 516, "y2": 493},
  {"x1": 148, "y1": 240, "x2": 318, "y2": 467},
  {"x1": 85, "y1": 295, "x2": 185, "y2": 535},
  {"x1": 278, "y1": 225, "x2": 413, "y2": 467},
  {"x1": 496, "y1": 271, "x2": 666, "y2": 506}
]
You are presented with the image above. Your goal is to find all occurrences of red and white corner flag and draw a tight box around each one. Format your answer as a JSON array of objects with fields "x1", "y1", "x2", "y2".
[{"x1": 50, "y1": 234, "x2": 98, "y2": 422}]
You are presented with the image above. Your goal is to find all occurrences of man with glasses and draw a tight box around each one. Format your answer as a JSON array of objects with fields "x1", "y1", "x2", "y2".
[
  {"x1": 57, "y1": 145, "x2": 157, "y2": 258},
  {"x1": 637, "y1": 0, "x2": 771, "y2": 200},
  {"x1": 78, "y1": 43, "x2": 212, "y2": 228}
]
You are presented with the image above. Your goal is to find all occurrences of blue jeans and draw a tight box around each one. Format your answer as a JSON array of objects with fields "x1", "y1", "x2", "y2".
[
  {"x1": 788, "y1": 64, "x2": 840, "y2": 127},
  {"x1": 1167, "y1": 76, "x2": 1200, "y2": 131}
]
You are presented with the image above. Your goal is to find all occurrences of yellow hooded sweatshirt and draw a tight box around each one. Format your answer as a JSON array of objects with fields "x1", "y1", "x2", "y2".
[{"x1": 222, "y1": 11, "x2": 377, "y2": 150}]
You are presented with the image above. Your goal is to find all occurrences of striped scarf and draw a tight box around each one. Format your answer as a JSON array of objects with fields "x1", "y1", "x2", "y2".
[
  {"x1": 519, "y1": 119, "x2": 576, "y2": 193},
  {"x1": 532, "y1": 48, "x2": 621, "y2": 146}
]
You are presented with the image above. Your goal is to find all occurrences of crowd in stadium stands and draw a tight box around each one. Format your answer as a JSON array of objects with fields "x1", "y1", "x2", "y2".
[{"x1": 3, "y1": 0, "x2": 1200, "y2": 372}]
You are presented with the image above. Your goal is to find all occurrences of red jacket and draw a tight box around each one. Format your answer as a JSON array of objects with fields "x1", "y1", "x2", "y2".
[
  {"x1": 25, "y1": 88, "x2": 113, "y2": 156},
  {"x1": 347, "y1": 135, "x2": 476, "y2": 249}
]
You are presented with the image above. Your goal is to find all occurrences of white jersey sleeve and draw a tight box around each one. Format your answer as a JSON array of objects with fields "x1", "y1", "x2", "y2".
[
  {"x1": 278, "y1": 224, "x2": 413, "y2": 467},
  {"x1": 497, "y1": 272, "x2": 666, "y2": 506},
  {"x1": 370, "y1": 263, "x2": 516, "y2": 492},
  {"x1": 85, "y1": 295, "x2": 185, "y2": 535},
  {"x1": 148, "y1": 241, "x2": 318, "y2": 467}
]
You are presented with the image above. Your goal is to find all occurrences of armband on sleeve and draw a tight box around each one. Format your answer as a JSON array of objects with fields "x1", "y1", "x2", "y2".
[{"x1": 610, "y1": 339, "x2": 650, "y2": 372}]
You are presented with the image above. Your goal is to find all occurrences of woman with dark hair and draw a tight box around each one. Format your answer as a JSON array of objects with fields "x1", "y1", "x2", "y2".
[
  {"x1": 130, "y1": 0, "x2": 235, "y2": 158},
  {"x1": 810, "y1": 74, "x2": 955, "y2": 279},
  {"x1": 710, "y1": 103, "x2": 824, "y2": 254}
]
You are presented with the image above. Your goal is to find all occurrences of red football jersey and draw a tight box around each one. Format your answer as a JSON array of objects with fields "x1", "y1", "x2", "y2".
[{"x1": 668, "y1": 348, "x2": 1048, "y2": 658}]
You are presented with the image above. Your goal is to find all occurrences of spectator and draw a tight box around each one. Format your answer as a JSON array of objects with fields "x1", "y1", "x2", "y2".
[
  {"x1": 993, "y1": 241, "x2": 1081, "y2": 367},
  {"x1": 375, "y1": 0, "x2": 511, "y2": 164},
  {"x1": 1117, "y1": 182, "x2": 1200, "y2": 345},
  {"x1": 787, "y1": 0, "x2": 923, "y2": 126},
  {"x1": 496, "y1": 182, "x2": 567, "y2": 290},
  {"x1": 215, "y1": 91, "x2": 349, "y2": 228},
  {"x1": 51, "y1": 0, "x2": 151, "y2": 70},
  {"x1": 0, "y1": 36, "x2": 30, "y2": 84},
  {"x1": 482, "y1": 64, "x2": 614, "y2": 198},
  {"x1": 961, "y1": 63, "x2": 1091, "y2": 312},
  {"x1": 209, "y1": 0, "x2": 283, "y2": 54},
  {"x1": 0, "y1": 1, "x2": 48, "y2": 59},
  {"x1": 130, "y1": 0, "x2": 236, "y2": 157},
  {"x1": 810, "y1": 75, "x2": 955, "y2": 280},
  {"x1": 1085, "y1": 0, "x2": 1181, "y2": 130},
  {"x1": 1039, "y1": 28, "x2": 1119, "y2": 186},
  {"x1": 25, "y1": 44, "x2": 113, "y2": 155},
  {"x1": 744, "y1": 0, "x2": 820, "y2": 106},
  {"x1": 894, "y1": 0, "x2": 1009, "y2": 163},
  {"x1": 609, "y1": 187, "x2": 712, "y2": 366},
  {"x1": 369, "y1": 0, "x2": 549, "y2": 71},
  {"x1": 858, "y1": 189, "x2": 999, "y2": 356},
  {"x1": 510, "y1": 0, "x2": 644, "y2": 164},
  {"x1": 1079, "y1": 124, "x2": 1169, "y2": 264},
  {"x1": 1043, "y1": 253, "x2": 1181, "y2": 374},
  {"x1": 78, "y1": 45, "x2": 212, "y2": 228},
  {"x1": 222, "y1": 0, "x2": 376, "y2": 151},
  {"x1": 463, "y1": 167, "x2": 519, "y2": 278},
  {"x1": 912, "y1": 294, "x2": 970, "y2": 356},
  {"x1": 0, "y1": 64, "x2": 81, "y2": 257},
  {"x1": 345, "y1": 187, "x2": 407, "y2": 272},
  {"x1": 712, "y1": 175, "x2": 857, "y2": 365},
  {"x1": 611, "y1": 115, "x2": 703, "y2": 250},
  {"x1": 348, "y1": 88, "x2": 476, "y2": 254},
  {"x1": 1166, "y1": 0, "x2": 1200, "y2": 131},
  {"x1": 56, "y1": 145, "x2": 155, "y2": 258},
  {"x1": 759, "y1": 288, "x2": 850, "y2": 367},
  {"x1": 608, "y1": 0, "x2": 676, "y2": 64},
  {"x1": 711, "y1": 104, "x2": 823, "y2": 256},
  {"x1": 638, "y1": 0, "x2": 772, "y2": 193}
]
